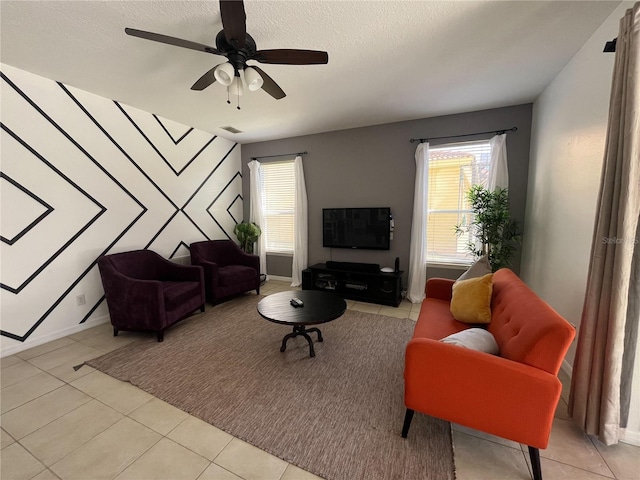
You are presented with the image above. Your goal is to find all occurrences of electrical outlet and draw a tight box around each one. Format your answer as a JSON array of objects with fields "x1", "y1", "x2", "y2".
[{"x1": 76, "y1": 294, "x2": 86, "y2": 306}]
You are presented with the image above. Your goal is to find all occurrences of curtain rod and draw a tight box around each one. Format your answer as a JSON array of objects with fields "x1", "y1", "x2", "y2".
[
  {"x1": 409, "y1": 127, "x2": 517, "y2": 144},
  {"x1": 250, "y1": 151, "x2": 307, "y2": 160}
]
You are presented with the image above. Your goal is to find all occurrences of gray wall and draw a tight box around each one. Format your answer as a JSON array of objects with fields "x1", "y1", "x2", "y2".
[{"x1": 241, "y1": 104, "x2": 532, "y2": 283}]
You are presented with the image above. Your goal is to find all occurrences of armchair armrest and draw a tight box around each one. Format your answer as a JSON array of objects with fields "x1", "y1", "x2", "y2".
[
  {"x1": 404, "y1": 337, "x2": 561, "y2": 448},
  {"x1": 198, "y1": 259, "x2": 220, "y2": 286},
  {"x1": 169, "y1": 263, "x2": 204, "y2": 283},
  {"x1": 155, "y1": 256, "x2": 204, "y2": 283},
  {"x1": 101, "y1": 269, "x2": 165, "y2": 329},
  {"x1": 425, "y1": 278, "x2": 454, "y2": 301},
  {"x1": 236, "y1": 250, "x2": 260, "y2": 273}
]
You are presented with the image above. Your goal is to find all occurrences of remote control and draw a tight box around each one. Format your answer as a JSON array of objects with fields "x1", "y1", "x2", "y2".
[{"x1": 290, "y1": 298, "x2": 304, "y2": 308}]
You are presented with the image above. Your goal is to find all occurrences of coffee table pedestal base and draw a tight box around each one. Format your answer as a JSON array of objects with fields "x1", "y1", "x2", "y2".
[{"x1": 280, "y1": 325, "x2": 323, "y2": 357}]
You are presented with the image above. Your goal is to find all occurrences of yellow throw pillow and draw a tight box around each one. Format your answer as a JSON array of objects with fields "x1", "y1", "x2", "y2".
[{"x1": 450, "y1": 273, "x2": 494, "y2": 324}]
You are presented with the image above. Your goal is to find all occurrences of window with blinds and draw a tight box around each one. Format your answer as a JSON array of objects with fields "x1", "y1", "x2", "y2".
[
  {"x1": 261, "y1": 161, "x2": 295, "y2": 254},
  {"x1": 427, "y1": 140, "x2": 491, "y2": 265}
]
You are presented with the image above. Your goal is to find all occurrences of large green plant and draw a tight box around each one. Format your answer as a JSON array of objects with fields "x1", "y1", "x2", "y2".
[
  {"x1": 455, "y1": 185, "x2": 521, "y2": 272},
  {"x1": 234, "y1": 222, "x2": 261, "y2": 254}
]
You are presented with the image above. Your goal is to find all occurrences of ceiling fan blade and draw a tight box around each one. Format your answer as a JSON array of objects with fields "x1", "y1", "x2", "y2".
[
  {"x1": 252, "y1": 49, "x2": 328, "y2": 65},
  {"x1": 125, "y1": 28, "x2": 222, "y2": 55},
  {"x1": 251, "y1": 66, "x2": 286, "y2": 100},
  {"x1": 219, "y1": 0, "x2": 246, "y2": 49},
  {"x1": 191, "y1": 68, "x2": 218, "y2": 91}
]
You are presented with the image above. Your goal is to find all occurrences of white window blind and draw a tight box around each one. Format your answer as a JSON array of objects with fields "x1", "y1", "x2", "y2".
[
  {"x1": 427, "y1": 140, "x2": 491, "y2": 265},
  {"x1": 261, "y1": 161, "x2": 295, "y2": 253}
]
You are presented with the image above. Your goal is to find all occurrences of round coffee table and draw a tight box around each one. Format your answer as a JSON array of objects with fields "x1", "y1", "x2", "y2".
[{"x1": 257, "y1": 290, "x2": 347, "y2": 357}]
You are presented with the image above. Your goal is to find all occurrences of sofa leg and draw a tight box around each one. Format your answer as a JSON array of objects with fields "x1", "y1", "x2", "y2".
[
  {"x1": 528, "y1": 446, "x2": 542, "y2": 480},
  {"x1": 200, "y1": 304, "x2": 205, "y2": 313},
  {"x1": 401, "y1": 409, "x2": 414, "y2": 438},
  {"x1": 157, "y1": 331, "x2": 164, "y2": 342},
  {"x1": 256, "y1": 286, "x2": 260, "y2": 295},
  {"x1": 113, "y1": 328, "x2": 118, "y2": 337}
]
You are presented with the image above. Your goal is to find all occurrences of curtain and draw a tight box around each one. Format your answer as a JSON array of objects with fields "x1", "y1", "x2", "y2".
[
  {"x1": 291, "y1": 156, "x2": 308, "y2": 287},
  {"x1": 568, "y1": 3, "x2": 640, "y2": 446},
  {"x1": 407, "y1": 142, "x2": 429, "y2": 303},
  {"x1": 248, "y1": 160, "x2": 267, "y2": 279},
  {"x1": 488, "y1": 133, "x2": 509, "y2": 189}
]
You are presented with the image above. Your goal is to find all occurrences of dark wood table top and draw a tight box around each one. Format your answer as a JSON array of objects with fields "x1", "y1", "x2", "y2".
[{"x1": 257, "y1": 290, "x2": 347, "y2": 326}]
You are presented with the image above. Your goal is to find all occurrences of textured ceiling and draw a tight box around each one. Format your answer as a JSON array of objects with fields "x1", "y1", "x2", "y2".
[{"x1": 1, "y1": 1, "x2": 620, "y2": 143}]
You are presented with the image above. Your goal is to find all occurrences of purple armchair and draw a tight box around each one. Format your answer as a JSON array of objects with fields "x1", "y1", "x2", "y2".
[
  {"x1": 189, "y1": 240, "x2": 260, "y2": 304},
  {"x1": 97, "y1": 250, "x2": 205, "y2": 342}
]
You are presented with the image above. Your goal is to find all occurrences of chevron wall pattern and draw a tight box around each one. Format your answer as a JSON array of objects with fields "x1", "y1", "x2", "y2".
[{"x1": 0, "y1": 64, "x2": 242, "y2": 355}]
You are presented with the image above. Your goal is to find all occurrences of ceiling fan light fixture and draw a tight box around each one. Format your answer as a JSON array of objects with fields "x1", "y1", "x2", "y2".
[
  {"x1": 228, "y1": 76, "x2": 244, "y2": 96},
  {"x1": 244, "y1": 67, "x2": 264, "y2": 92},
  {"x1": 126, "y1": 0, "x2": 328, "y2": 105},
  {"x1": 214, "y1": 62, "x2": 235, "y2": 86}
]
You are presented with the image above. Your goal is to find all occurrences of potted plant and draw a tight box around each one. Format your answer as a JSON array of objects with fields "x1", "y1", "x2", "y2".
[
  {"x1": 455, "y1": 185, "x2": 521, "y2": 272},
  {"x1": 234, "y1": 222, "x2": 261, "y2": 254}
]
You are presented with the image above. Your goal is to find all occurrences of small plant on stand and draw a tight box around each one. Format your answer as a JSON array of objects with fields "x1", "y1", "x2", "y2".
[
  {"x1": 455, "y1": 185, "x2": 521, "y2": 272},
  {"x1": 234, "y1": 222, "x2": 266, "y2": 283},
  {"x1": 234, "y1": 222, "x2": 261, "y2": 254}
]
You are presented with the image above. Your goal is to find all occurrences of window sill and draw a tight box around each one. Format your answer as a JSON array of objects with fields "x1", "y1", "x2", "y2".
[
  {"x1": 266, "y1": 251, "x2": 293, "y2": 257},
  {"x1": 426, "y1": 262, "x2": 471, "y2": 270}
]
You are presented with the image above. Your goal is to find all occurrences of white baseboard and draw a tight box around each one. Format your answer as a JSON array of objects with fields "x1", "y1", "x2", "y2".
[
  {"x1": 266, "y1": 275, "x2": 293, "y2": 283},
  {"x1": 1, "y1": 315, "x2": 110, "y2": 358},
  {"x1": 620, "y1": 428, "x2": 640, "y2": 446}
]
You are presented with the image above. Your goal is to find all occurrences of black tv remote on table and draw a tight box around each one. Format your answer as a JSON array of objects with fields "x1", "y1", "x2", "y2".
[{"x1": 290, "y1": 298, "x2": 304, "y2": 307}]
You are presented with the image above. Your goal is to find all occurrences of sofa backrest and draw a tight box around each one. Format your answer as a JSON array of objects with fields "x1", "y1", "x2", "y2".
[{"x1": 488, "y1": 269, "x2": 575, "y2": 375}]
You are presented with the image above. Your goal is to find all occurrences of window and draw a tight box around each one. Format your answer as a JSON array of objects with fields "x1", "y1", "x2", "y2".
[
  {"x1": 261, "y1": 161, "x2": 295, "y2": 254},
  {"x1": 426, "y1": 140, "x2": 491, "y2": 265}
]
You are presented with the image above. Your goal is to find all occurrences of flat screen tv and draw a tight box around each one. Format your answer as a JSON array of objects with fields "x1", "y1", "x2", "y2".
[{"x1": 323, "y1": 207, "x2": 391, "y2": 250}]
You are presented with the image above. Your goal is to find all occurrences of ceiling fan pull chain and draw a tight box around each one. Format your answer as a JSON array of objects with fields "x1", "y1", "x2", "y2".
[
  {"x1": 227, "y1": 89, "x2": 231, "y2": 105},
  {"x1": 237, "y1": 95, "x2": 241, "y2": 110}
]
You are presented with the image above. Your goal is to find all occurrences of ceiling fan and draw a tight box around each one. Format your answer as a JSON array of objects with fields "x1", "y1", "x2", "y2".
[{"x1": 125, "y1": 0, "x2": 328, "y2": 106}]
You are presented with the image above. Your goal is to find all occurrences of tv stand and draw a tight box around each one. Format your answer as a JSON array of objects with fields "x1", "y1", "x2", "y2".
[{"x1": 302, "y1": 263, "x2": 403, "y2": 307}]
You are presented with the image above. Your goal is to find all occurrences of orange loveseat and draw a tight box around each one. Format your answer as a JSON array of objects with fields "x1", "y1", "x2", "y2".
[{"x1": 402, "y1": 268, "x2": 575, "y2": 480}]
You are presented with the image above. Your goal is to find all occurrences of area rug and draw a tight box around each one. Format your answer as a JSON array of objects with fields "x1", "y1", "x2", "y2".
[{"x1": 88, "y1": 295, "x2": 455, "y2": 480}]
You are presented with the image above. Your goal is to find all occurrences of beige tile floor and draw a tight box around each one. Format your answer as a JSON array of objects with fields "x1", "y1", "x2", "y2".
[{"x1": 1, "y1": 279, "x2": 638, "y2": 480}]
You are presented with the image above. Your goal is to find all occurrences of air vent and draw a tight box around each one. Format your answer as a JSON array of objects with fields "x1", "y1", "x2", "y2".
[{"x1": 220, "y1": 126, "x2": 243, "y2": 134}]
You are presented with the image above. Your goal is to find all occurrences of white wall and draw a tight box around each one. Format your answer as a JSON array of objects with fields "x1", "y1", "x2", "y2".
[
  {"x1": 0, "y1": 64, "x2": 242, "y2": 356},
  {"x1": 521, "y1": 2, "x2": 639, "y2": 444}
]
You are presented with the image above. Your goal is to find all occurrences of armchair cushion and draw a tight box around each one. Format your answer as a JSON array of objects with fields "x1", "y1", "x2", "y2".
[
  {"x1": 163, "y1": 281, "x2": 202, "y2": 311},
  {"x1": 218, "y1": 265, "x2": 258, "y2": 287}
]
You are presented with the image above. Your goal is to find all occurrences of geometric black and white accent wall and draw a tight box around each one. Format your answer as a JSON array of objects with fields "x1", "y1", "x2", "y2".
[{"x1": 0, "y1": 63, "x2": 242, "y2": 355}]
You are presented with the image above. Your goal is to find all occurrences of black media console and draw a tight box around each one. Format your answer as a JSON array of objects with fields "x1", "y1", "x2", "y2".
[{"x1": 302, "y1": 261, "x2": 403, "y2": 307}]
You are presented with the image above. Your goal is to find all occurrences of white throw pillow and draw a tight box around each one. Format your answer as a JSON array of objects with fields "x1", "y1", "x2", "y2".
[
  {"x1": 456, "y1": 256, "x2": 492, "y2": 283},
  {"x1": 441, "y1": 328, "x2": 499, "y2": 354}
]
